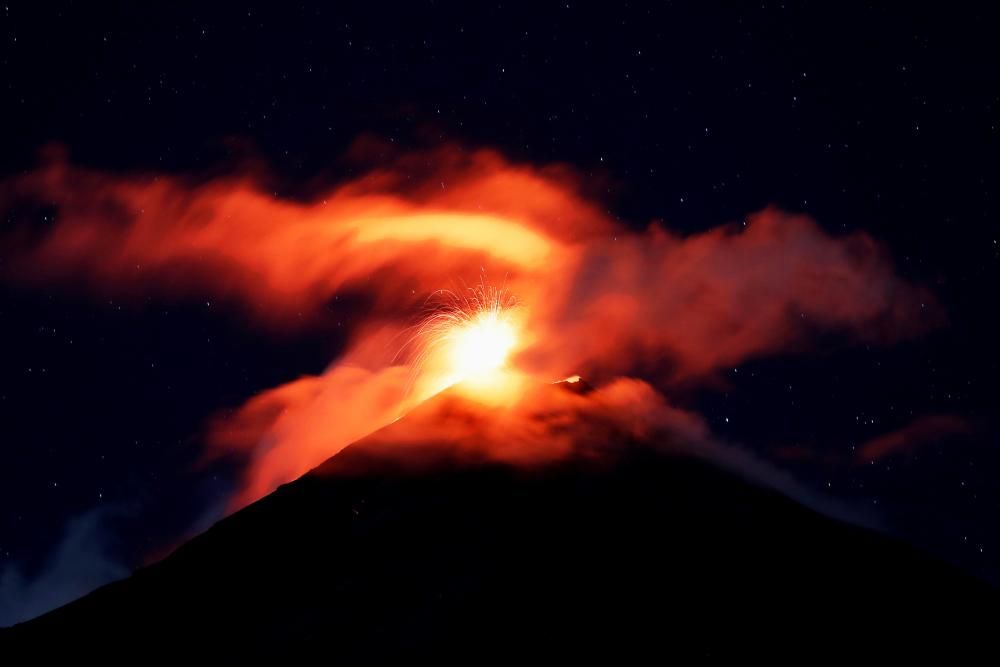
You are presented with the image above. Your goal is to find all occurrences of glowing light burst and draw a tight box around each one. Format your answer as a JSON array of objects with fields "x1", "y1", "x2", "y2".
[
  {"x1": 406, "y1": 280, "x2": 523, "y2": 398},
  {"x1": 448, "y1": 309, "x2": 517, "y2": 378}
]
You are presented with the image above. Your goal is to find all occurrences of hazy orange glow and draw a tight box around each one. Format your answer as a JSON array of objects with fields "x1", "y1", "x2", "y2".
[{"x1": 0, "y1": 139, "x2": 942, "y2": 508}]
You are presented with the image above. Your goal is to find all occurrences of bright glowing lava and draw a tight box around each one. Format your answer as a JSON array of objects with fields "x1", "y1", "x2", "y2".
[
  {"x1": 448, "y1": 310, "x2": 517, "y2": 380},
  {"x1": 408, "y1": 281, "x2": 523, "y2": 400}
]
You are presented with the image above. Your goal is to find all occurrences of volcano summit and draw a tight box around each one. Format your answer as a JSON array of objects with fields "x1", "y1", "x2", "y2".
[{"x1": 2, "y1": 381, "x2": 995, "y2": 659}]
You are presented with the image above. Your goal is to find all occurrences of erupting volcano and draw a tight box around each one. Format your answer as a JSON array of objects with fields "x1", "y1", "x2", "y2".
[
  {"x1": 6, "y1": 3, "x2": 1000, "y2": 660},
  {"x1": 0, "y1": 141, "x2": 995, "y2": 658}
]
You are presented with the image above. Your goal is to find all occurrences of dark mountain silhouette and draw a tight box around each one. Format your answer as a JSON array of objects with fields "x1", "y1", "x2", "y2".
[{"x1": 2, "y1": 382, "x2": 996, "y2": 659}]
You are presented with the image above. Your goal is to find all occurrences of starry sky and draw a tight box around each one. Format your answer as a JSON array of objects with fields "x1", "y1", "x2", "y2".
[{"x1": 1, "y1": 2, "x2": 998, "y2": 623}]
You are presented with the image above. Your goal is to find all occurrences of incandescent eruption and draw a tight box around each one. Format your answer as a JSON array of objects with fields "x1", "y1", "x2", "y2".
[
  {"x1": 440, "y1": 295, "x2": 517, "y2": 381},
  {"x1": 406, "y1": 281, "x2": 523, "y2": 399}
]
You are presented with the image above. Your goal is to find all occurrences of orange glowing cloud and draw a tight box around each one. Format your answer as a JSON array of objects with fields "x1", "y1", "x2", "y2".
[
  {"x1": 857, "y1": 414, "x2": 975, "y2": 462},
  {"x1": 1, "y1": 143, "x2": 605, "y2": 327},
  {"x1": 208, "y1": 364, "x2": 411, "y2": 507},
  {"x1": 0, "y1": 141, "x2": 942, "y2": 507}
]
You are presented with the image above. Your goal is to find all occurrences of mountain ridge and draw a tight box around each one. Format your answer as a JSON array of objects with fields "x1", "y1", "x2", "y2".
[{"x1": 3, "y1": 383, "x2": 996, "y2": 658}]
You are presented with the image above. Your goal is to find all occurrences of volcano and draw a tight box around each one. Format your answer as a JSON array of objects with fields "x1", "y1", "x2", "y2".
[{"x1": 2, "y1": 381, "x2": 995, "y2": 658}]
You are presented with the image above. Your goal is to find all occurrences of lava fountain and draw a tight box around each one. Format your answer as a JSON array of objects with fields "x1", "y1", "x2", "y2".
[{"x1": 406, "y1": 280, "x2": 526, "y2": 402}]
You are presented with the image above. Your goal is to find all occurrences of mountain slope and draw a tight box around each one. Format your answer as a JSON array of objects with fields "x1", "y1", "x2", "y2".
[{"x1": 3, "y1": 384, "x2": 996, "y2": 658}]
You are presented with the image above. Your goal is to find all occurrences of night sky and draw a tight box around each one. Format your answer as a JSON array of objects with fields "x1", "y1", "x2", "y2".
[{"x1": 1, "y1": 2, "x2": 998, "y2": 623}]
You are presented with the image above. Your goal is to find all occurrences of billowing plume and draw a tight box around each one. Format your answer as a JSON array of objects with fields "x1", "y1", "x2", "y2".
[{"x1": 1, "y1": 141, "x2": 940, "y2": 507}]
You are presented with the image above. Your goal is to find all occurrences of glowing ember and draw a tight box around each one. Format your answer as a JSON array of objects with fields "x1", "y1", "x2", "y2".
[
  {"x1": 448, "y1": 310, "x2": 517, "y2": 379},
  {"x1": 408, "y1": 280, "x2": 522, "y2": 394}
]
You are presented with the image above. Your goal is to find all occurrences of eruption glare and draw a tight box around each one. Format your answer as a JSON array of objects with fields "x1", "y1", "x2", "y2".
[{"x1": 409, "y1": 281, "x2": 522, "y2": 396}]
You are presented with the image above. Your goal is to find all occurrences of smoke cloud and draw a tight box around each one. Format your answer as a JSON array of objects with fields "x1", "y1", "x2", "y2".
[
  {"x1": 0, "y1": 507, "x2": 128, "y2": 627},
  {"x1": 1, "y1": 142, "x2": 941, "y2": 508}
]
